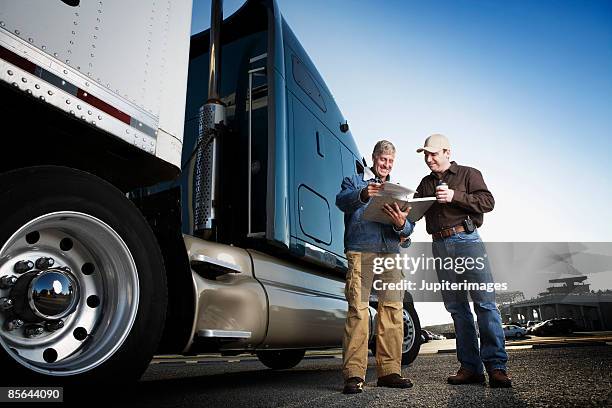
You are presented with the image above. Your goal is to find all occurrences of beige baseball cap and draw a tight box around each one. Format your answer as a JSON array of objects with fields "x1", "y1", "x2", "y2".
[{"x1": 416, "y1": 133, "x2": 450, "y2": 153}]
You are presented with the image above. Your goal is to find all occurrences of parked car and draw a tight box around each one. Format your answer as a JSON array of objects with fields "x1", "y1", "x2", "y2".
[
  {"x1": 526, "y1": 320, "x2": 542, "y2": 328},
  {"x1": 527, "y1": 318, "x2": 578, "y2": 336},
  {"x1": 502, "y1": 324, "x2": 527, "y2": 338},
  {"x1": 422, "y1": 329, "x2": 446, "y2": 341}
]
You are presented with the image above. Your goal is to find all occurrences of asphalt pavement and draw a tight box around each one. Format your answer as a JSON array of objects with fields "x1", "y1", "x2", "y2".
[{"x1": 68, "y1": 344, "x2": 612, "y2": 408}]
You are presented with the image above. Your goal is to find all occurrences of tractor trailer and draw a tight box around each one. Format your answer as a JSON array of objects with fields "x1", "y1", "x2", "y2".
[{"x1": 0, "y1": 0, "x2": 421, "y2": 382}]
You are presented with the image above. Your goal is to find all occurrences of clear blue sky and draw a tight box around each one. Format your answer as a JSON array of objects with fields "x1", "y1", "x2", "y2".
[{"x1": 192, "y1": 1, "x2": 612, "y2": 323}]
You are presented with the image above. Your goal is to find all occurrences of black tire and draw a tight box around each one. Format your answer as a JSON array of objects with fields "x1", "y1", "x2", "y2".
[
  {"x1": 0, "y1": 166, "x2": 167, "y2": 384},
  {"x1": 369, "y1": 301, "x2": 422, "y2": 366},
  {"x1": 256, "y1": 349, "x2": 306, "y2": 370}
]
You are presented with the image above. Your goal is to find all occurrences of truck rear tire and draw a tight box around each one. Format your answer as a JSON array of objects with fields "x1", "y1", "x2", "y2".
[
  {"x1": 0, "y1": 166, "x2": 167, "y2": 384},
  {"x1": 256, "y1": 349, "x2": 306, "y2": 370}
]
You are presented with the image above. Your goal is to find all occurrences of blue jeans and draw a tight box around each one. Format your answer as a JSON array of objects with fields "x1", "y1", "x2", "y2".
[{"x1": 432, "y1": 230, "x2": 508, "y2": 374}]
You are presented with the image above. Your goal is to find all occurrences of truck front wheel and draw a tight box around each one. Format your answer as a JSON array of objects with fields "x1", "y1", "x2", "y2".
[
  {"x1": 0, "y1": 166, "x2": 167, "y2": 383},
  {"x1": 370, "y1": 302, "x2": 422, "y2": 366}
]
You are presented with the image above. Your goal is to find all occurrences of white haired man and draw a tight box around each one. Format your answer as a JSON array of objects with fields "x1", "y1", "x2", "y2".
[{"x1": 336, "y1": 140, "x2": 415, "y2": 394}]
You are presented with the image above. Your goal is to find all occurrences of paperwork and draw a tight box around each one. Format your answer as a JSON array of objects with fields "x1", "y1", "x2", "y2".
[{"x1": 362, "y1": 183, "x2": 436, "y2": 224}]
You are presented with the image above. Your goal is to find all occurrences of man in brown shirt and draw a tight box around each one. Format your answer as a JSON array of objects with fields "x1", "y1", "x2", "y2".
[
  {"x1": 413, "y1": 134, "x2": 512, "y2": 388},
  {"x1": 414, "y1": 155, "x2": 494, "y2": 235}
]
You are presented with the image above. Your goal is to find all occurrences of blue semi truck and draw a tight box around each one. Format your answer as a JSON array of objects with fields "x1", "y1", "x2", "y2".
[{"x1": 0, "y1": 0, "x2": 421, "y2": 382}]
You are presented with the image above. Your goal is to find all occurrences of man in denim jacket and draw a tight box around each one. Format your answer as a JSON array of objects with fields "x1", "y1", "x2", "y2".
[{"x1": 336, "y1": 140, "x2": 415, "y2": 394}]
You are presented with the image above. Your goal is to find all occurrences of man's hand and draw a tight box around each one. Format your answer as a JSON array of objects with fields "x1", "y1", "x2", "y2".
[
  {"x1": 383, "y1": 202, "x2": 410, "y2": 230},
  {"x1": 436, "y1": 188, "x2": 454, "y2": 203},
  {"x1": 360, "y1": 182, "x2": 383, "y2": 202}
]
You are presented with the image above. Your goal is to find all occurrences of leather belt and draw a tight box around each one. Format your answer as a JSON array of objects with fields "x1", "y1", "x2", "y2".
[{"x1": 432, "y1": 225, "x2": 465, "y2": 240}]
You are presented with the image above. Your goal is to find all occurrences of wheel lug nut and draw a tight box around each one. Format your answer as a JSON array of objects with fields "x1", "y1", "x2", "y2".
[
  {"x1": 0, "y1": 275, "x2": 18, "y2": 289},
  {"x1": 5, "y1": 319, "x2": 24, "y2": 331},
  {"x1": 14, "y1": 260, "x2": 34, "y2": 274},
  {"x1": 45, "y1": 320, "x2": 64, "y2": 332},
  {"x1": 35, "y1": 257, "x2": 54, "y2": 270},
  {"x1": 24, "y1": 325, "x2": 45, "y2": 338},
  {"x1": 0, "y1": 297, "x2": 14, "y2": 311}
]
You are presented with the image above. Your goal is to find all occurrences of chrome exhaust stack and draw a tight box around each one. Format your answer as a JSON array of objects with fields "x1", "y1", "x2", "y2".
[{"x1": 194, "y1": 0, "x2": 226, "y2": 238}]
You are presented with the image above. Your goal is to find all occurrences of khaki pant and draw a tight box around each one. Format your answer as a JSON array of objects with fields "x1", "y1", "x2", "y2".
[{"x1": 342, "y1": 251, "x2": 404, "y2": 380}]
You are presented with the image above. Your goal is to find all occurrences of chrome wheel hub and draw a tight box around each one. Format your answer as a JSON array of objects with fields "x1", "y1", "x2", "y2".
[
  {"x1": 28, "y1": 269, "x2": 80, "y2": 320},
  {"x1": 0, "y1": 211, "x2": 139, "y2": 375}
]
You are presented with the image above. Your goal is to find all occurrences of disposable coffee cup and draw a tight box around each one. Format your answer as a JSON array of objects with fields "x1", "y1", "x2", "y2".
[{"x1": 436, "y1": 182, "x2": 448, "y2": 192}]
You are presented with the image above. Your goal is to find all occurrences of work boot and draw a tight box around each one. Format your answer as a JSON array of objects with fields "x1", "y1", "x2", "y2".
[
  {"x1": 447, "y1": 367, "x2": 486, "y2": 385},
  {"x1": 488, "y1": 369, "x2": 512, "y2": 388},
  {"x1": 377, "y1": 373, "x2": 413, "y2": 388},
  {"x1": 342, "y1": 377, "x2": 364, "y2": 394}
]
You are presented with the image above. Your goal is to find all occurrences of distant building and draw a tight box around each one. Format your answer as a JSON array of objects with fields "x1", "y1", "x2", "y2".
[{"x1": 500, "y1": 276, "x2": 612, "y2": 330}]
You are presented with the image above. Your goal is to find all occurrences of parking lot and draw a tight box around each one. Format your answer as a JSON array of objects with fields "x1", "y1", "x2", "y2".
[{"x1": 59, "y1": 335, "x2": 612, "y2": 407}]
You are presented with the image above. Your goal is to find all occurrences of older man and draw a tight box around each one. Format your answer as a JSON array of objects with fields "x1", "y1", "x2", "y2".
[
  {"x1": 336, "y1": 140, "x2": 414, "y2": 394},
  {"x1": 414, "y1": 134, "x2": 511, "y2": 388}
]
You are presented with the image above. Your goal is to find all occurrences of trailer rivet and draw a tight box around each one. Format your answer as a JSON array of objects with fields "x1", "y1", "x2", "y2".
[
  {"x1": 21, "y1": 77, "x2": 27, "y2": 83},
  {"x1": 83, "y1": 92, "x2": 88, "y2": 97},
  {"x1": 40, "y1": 96, "x2": 45, "y2": 101},
  {"x1": 14, "y1": 30, "x2": 20, "y2": 35},
  {"x1": 91, "y1": 121, "x2": 96, "y2": 126},
  {"x1": 35, "y1": 84, "x2": 40, "y2": 89},
  {"x1": 87, "y1": 110, "x2": 92, "y2": 115},
  {"x1": 70, "y1": 110, "x2": 75, "y2": 115},
  {"x1": 98, "y1": 115, "x2": 102, "y2": 120},
  {"x1": 28, "y1": 38, "x2": 34, "y2": 43},
  {"x1": 42, "y1": 45, "x2": 46, "y2": 50},
  {"x1": 81, "y1": 115, "x2": 86, "y2": 120},
  {"x1": 7, "y1": 70, "x2": 13, "y2": 76},
  {"x1": 26, "y1": 89, "x2": 32, "y2": 95},
  {"x1": 77, "y1": 105, "x2": 81, "y2": 110},
  {"x1": 66, "y1": 99, "x2": 71, "y2": 105},
  {"x1": 48, "y1": 90, "x2": 54, "y2": 96}
]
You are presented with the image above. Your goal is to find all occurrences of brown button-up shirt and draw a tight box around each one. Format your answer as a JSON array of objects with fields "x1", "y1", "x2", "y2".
[{"x1": 414, "y1": 161, "x2": 494, "y2": 234}]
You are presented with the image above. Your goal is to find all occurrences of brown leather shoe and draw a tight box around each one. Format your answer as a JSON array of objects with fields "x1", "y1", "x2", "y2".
[
  {"x1": 342, "y1": 377, "x2": 364, "y2": 394},
  {"x1": 377, "y1": 373, "x2": 413, "y2": 388},
  {"x1": 488, "y1": 369, "x2": 512, "y2": 388},
  {"x1": 447, "y1": 367, "x2": 486, "y2": 385}
]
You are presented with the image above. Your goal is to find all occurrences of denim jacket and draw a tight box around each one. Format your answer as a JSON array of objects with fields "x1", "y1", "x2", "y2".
[{"x1": 335, "y1": 172, "x2": 415, "y2": 254}]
